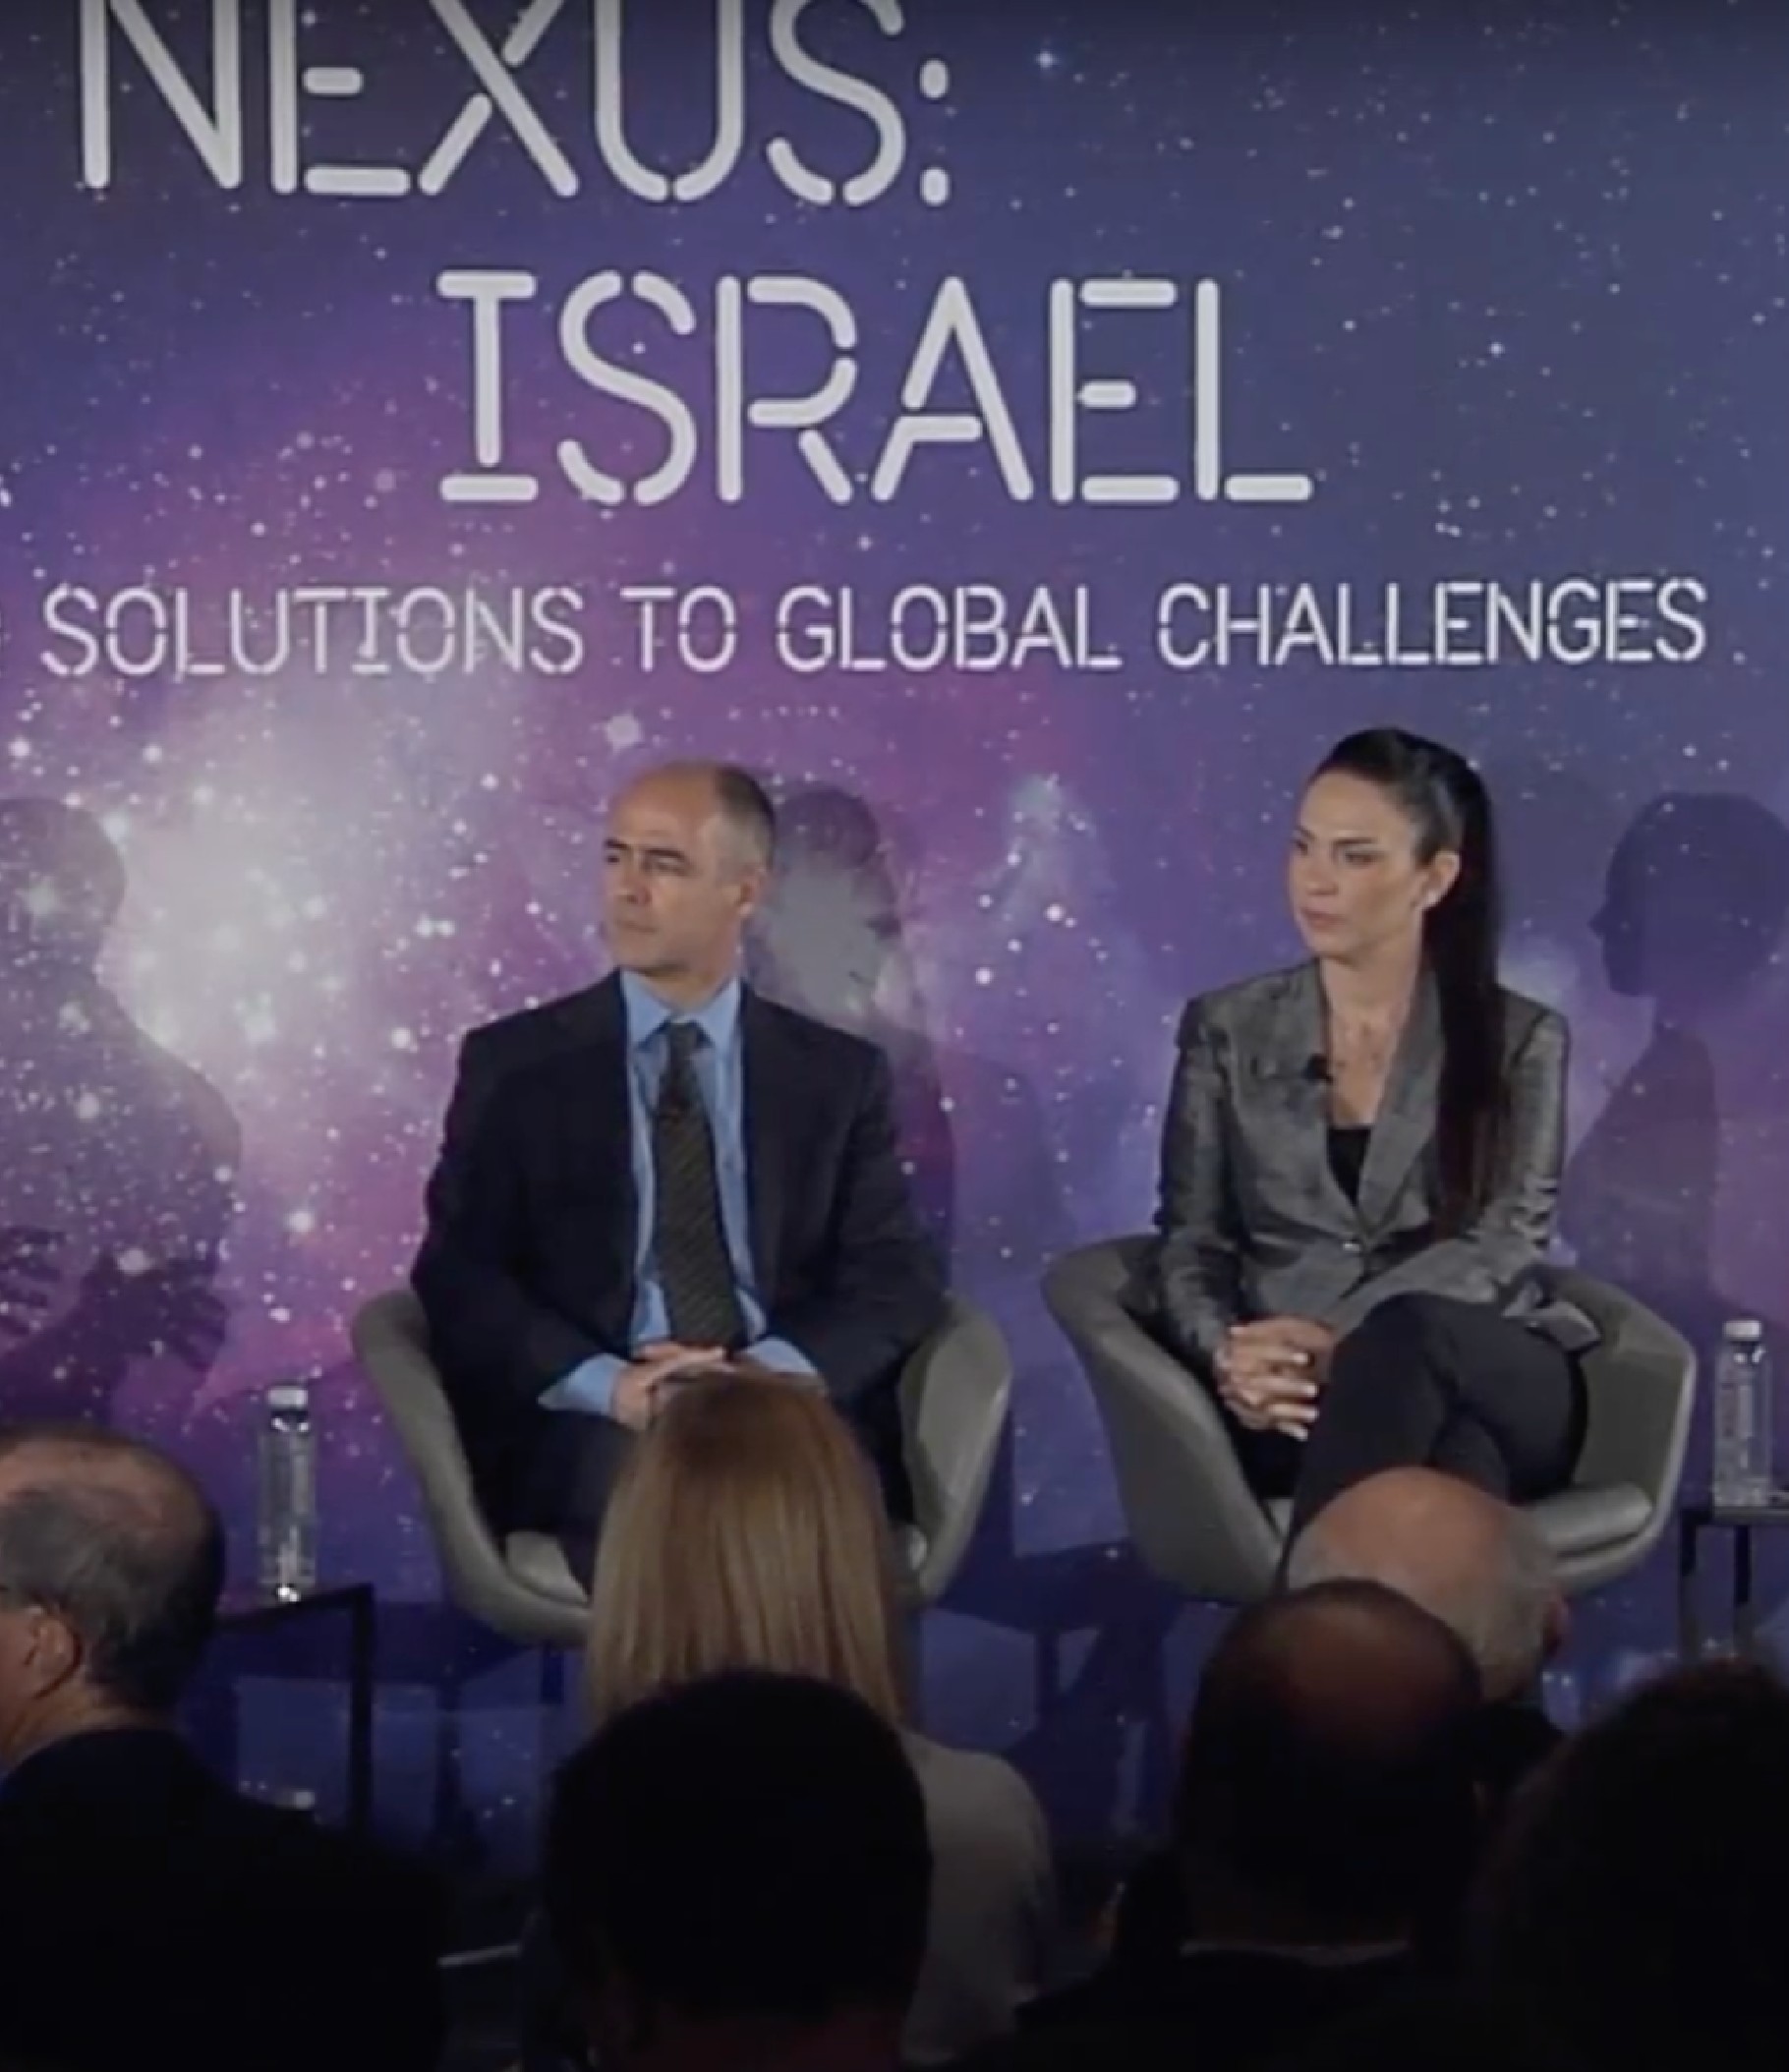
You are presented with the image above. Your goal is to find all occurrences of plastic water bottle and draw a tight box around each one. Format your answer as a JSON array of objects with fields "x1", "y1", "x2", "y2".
[
  {"x1": 1712, "y1": 1319, "x2": 1773, "y2": 1511},
  {"x1": 264, "y1": 1787, "x2": 318, "y2": 1822},
  {"x1": 258, "y1": 1382, "x2": 317, "y2": 1599}
]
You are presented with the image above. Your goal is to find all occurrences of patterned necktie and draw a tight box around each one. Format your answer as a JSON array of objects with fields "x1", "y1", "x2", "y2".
[{"x1": 651, "y1": 1022, "x2": 747, "y2": 1351}]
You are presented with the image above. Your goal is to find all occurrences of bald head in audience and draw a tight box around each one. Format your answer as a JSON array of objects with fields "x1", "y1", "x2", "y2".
[
  {"x1": 1176, "y1": 1581, "x2": 1483, "y2": 1949},
  {"x1": 1285, "y1": 1468, "x2": 1566, "y2": 1701},
  {"x1": 0, "y1": 1423, "x2": 224, "y2": 1765}
]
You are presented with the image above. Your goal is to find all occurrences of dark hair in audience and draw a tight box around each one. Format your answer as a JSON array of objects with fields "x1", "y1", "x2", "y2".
[
  {"x1": 544, "y1": 1670, "x2": 930, "y2": 2030},
  {"x1": 1475, "y1": 1659, "x2": 1789, "y2": 2072},
  {"x1": 1178, "y1": 1580, "x2": 1482, "y2": 1937},
  {"x1": 1313, "y1": 729, "x2": 1505, "y2": 1232},
  {"x1": 0, "y1": 1423, "x2": 224, "y2": 1712}
]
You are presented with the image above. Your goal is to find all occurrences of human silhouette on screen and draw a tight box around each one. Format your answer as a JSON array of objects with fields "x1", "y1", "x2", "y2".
[
  {"x1": 744, "y1": 781, "x2": 1079, "y2": 1290},
  {"x1": 1561, "y1": 792, "x2": 1789, "y2": 1351},
  {"x1": 743, "y1": 784, "x2": 957, "y2": 1256},
  {"x1": 0, "y1": 797, "x2": 238, "y2": 1421}
]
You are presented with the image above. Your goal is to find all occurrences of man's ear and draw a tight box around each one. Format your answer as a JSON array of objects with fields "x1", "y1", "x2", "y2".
[
  {"x1": 18, "y1": 1604, "x2": 83, "y2": 1700},
  {"x1": 732, "y1": 861, "x2": 770, "y2": 926}
]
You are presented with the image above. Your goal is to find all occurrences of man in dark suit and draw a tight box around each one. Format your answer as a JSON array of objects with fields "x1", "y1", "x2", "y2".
[
  {"x1": 413, "y1": 760, "x2": 946, "y2": 1579},
  {"x1": 0, "y1": 1422, "x2": 443, "y2": 2072}
]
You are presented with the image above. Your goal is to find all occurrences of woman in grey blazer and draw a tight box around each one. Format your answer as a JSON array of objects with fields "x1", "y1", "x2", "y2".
[{"x1": 1137, "y1": 727, "x2": 1593, "y2": 1546}]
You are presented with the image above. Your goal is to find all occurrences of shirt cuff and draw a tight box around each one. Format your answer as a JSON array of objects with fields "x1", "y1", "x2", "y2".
[
  {"x1": 540, "y1": 1353, "x2": 624, "y2": 1417},
  {"x1": 744, "y1": 1335, "x2": 820, "y2": 1380}
]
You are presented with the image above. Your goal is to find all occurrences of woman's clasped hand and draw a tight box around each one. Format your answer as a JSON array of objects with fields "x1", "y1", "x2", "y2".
[{"x1": 1213, "y1": 1317, "x2": 1337, "y2": 1437}]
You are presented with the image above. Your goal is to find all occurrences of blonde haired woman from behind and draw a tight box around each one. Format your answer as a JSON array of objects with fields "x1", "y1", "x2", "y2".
[{"x1": 578, "y1": 1368, "x2": 1058, "y2": 2066}]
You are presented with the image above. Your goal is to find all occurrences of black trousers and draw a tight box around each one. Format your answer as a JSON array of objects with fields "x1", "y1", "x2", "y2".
[
  {"x1": 1226, "y1": 1292, "x2": 1587, "y2": 1548},
  {"x1": 515, "y1": 1390, "x2": 914, "y2": 1591},
  {"x1": 518, "y1": 1413, "x2": 636, "y2": 1594}
]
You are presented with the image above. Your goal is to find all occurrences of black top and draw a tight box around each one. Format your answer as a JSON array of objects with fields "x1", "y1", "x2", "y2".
[
  {"x1": 0, "y1": 1727, "x2": 445, "y2": 2072},
  {"x1": 1328, "y1": 1124, "x2": 1370, "y2": 1203}
]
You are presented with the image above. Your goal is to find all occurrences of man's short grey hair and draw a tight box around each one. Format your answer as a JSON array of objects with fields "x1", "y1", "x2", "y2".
[
  {"x1": 625, "y1": 760, "x2": 777, "y2": 871},
  {"x1": 1287, "y1": 1501, "x2": 1558, "y2": 1698},
  {"x1": 0, "y1": 1424, "x2": 224, "y2": 1713},
  {"x1": 711, "y1": 765, "x2": 778, "y2": 869}
]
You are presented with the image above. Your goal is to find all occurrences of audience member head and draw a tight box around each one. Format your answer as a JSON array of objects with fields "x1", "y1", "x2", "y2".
[
  {"x1": 1286, "y1": 1468, "x2": 1566, "y2": 1700},
  {"x1": 1176, "y1": 1581, "x2": 1482, "y2": 1950},
  {"x1": 545, "y1": 1670, "x2": 930, "y2": 2072},
  {"x1": 602, "y1": 761, "x2": 777, "y2": 1005},
  {"x1": 584, "y1": 1374, "x2": 906, "y2": 1727},
  {"x1": 1475, "y1": 1658, "x2": 1789, "y2": 2072},
  {"x1": 0, "y1": 1423, "x2": 224, "y2": 1763}
]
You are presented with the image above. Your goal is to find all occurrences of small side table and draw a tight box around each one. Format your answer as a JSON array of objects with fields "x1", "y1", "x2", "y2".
[
  {"x1": 215, "y1": 1582, "x2": 376, "y2": 1834},
  {"x1": 1677, "y1": 1499, "x2": 1789, "y2": 1660}
]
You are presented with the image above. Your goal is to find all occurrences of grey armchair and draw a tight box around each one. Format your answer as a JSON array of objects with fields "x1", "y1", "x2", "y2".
[
  {"x1": 1042, "y1": 1237, "x2": 1697, "y2": 1605},
  {"x1": 351, "y1": 1291, "x2": 1013, "y2": 1648}
]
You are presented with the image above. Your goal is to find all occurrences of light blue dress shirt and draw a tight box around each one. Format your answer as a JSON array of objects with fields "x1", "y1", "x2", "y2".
[{"x1": 541, "y1": 970, "x2": 815, "y2": 1418}]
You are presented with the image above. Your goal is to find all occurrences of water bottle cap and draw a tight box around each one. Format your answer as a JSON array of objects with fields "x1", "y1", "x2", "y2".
[
  {"x1": 263, "y1": 1787, "x2": 317, "y2": 1814},
  {"x1": 1724, "y1": 1318, "x2": 1765, "y2": 1343},
  {"x1": 266, "y1": 1382, "x2": 311, "y2": 1410}
]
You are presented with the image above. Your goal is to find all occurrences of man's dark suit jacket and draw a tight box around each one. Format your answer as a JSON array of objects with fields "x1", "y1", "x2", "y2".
[
  {"x1": 0, "y1": 1726, "x2": 445, "y2": 2072},
  {"x1": 412, "y1": 972, "x2": 947, "y2": 1522}
]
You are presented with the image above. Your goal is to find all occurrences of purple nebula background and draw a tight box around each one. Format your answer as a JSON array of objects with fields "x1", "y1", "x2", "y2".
[{"x1": 2, "y1": 0, "x2": 1788, "y2": 1847}]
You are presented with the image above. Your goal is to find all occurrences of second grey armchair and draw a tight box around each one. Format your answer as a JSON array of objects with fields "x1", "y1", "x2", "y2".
[{"x1": 1043, "y1": 1236, "x2": 1696, "y2": 1606}]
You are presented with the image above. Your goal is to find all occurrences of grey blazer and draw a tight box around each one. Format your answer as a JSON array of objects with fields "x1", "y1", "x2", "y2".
[{"x1": 1135, "y1": 960, "x2": 1598, "y2": 1374}]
